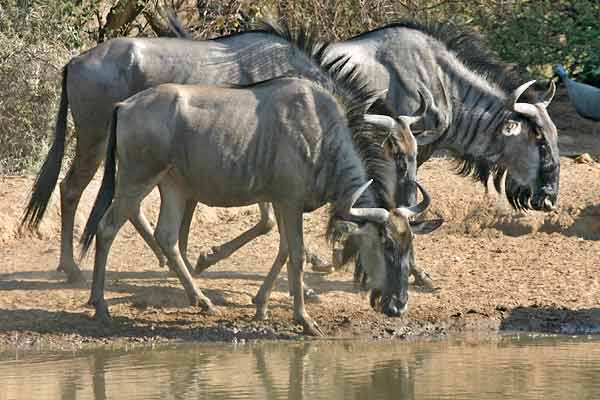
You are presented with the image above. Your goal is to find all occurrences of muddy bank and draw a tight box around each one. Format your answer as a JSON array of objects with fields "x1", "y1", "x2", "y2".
[
  {"x1": 2, "y1": 153, "x2": 600, "y2": 349},
  {"x1": 2, "y1": 90, "x2": 600, "y2": 349}
]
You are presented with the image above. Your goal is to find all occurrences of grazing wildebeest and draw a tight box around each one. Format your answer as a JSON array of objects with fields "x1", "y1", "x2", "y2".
[
  {"x1": 324, "y1": 21, "x2": 560, "y2": 212},
  {"x1": 21, "y1": 17, "x2": 432, "y2": 289},
  {"x1": 79, "y1": 57, "x2": 436, "y2": 335}
]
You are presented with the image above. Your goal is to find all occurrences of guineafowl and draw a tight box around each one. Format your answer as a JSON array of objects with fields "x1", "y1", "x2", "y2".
[{"x1": 554, "y1": 64, "x2": 600, "y2": 121}]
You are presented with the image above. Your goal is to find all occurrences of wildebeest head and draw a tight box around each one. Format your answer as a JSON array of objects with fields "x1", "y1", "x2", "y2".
[
  {"x1": 330, "y1": 180, "x2": 439, "y2": 317},
  {"x1": 500, "y1": 80, "x2": 559, "y2": 211},
  {"x1": 365, "y1": 91, "x2": 431, "y2": 208}
]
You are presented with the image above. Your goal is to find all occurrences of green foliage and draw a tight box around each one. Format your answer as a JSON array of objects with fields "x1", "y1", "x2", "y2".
[
  {"x1": 0, "y1": 0, "x2": 88, "y2": 174},
  {"x1": 460, "y1": 1, "x2": 600, "y2": 85}
]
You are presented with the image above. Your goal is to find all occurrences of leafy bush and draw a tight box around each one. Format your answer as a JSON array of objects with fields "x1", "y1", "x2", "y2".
[
  {"x1": 0, "y1": 0, "x2": 89, "y2": 174},
  {"x1": 460, "y1": 1, "x2": 600, "y2": 85}
]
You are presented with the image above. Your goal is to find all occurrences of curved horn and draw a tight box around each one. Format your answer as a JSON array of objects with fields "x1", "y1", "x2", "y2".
[
  {"x1": 349, "y1": 207, "x2": 390, "y2": 224},
  {"x1": 513, "y1": 102, "x2": 539, "y2": 119},
  {"x1": 540, "y1": 79, "x2": 556, "y2": 108},
  {"x1": 411, "y1": 84, "x2": 448, "y2": 146},
  {"x1": 397, "y1": 90, "x2": 428, "y2": 127},
  {"x1": 510, "y1": 80, "x2": 537, "y2": 108},
  {"x1": 394, "y1": 181, "x2": 431, "y2": 219},
  {"x1": 346, "y1": 179, "x2": 390, "y2": 224},
  {"x1": 348, "y1": 179, "x2": 373, "y2": 208},
  {"x1": 363, "y1": 114, "x2": 397, "y2": 130}
]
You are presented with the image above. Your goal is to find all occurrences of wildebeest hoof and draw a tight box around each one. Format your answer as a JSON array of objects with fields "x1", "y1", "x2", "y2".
[
  {"x1": 203, "y1": 305, "x2": 218, "y2": 316},
  {"x1": 413, "y1": 271, "x2": 438, "y2": 292},
  {"x1": 58, "y1": 262, "x2": 86, "y2": 284},
  {"x1": 195, "y1": 250, "x2": 219, "y2": 274},
  {"x1": 298, "y1": 316, "x2": 323, "y2": 336},
  {"x1": 308, "y1": 253, "x2": 333, "y2": 273},
  {"x1": 311, "y1": 263, "x2": 334, "y2": 273},
  {"x1": 254, "y1": 308, "x2": 269, "y2": 321},
  {"x1": 66, "y1": 270, "x2": 86, "y2": 285},
  {"x1": 195, "y1": 297, "x2": 217, "y2": 315},
  {"x1": 93, "y1": 301, "x2": 111, "y2": 325}
]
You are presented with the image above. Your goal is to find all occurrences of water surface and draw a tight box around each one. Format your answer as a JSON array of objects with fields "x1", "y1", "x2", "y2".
[{"x1": 1, "y1": 334, "x2": 599, "y2": 400}]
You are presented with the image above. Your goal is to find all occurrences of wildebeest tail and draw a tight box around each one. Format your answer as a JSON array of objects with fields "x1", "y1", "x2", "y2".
[
  {"x1": 80, "y1": 105, "x2": 119, "y2": 256},
  {"x1": 21, "y1": 65, "x2": 69, "y2": 229}
]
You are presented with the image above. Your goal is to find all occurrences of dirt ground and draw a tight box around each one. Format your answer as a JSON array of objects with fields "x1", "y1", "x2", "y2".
[{"x1": 1, "y1": 89, "x2": 600, "y2": 349}]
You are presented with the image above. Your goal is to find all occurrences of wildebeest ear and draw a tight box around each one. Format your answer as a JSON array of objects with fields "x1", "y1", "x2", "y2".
[
  {"x1": 333, "y1": 220, "x2": 359, "y2": 233},
  {"x1": 410, "y1": 218, "x2": 443, "y2": 235},
  {"x1": 333, "y1": 221, "x2": 373, "y2": 242},
  {"x1": 502, "y1": 119, "x2": 522, "y2": 136}
]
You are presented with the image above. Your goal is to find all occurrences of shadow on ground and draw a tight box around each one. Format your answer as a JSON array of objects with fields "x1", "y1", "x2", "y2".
[
  {"x1": 500, "y1": 306, "x2": 600, "y2": 334},
  {"x1": 0, "y1": 307, "x2": 296, "y2": 341}
]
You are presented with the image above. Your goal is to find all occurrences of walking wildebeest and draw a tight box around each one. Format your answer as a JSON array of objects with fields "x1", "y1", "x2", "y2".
[
  {"x1": 21, "y1": 17, "x2": 434, "y2": 289},
  {"x1": 79, "y1": 53, "x2": 437, "y2": 334}
]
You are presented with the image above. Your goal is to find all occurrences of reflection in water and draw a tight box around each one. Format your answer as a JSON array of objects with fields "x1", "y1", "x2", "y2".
[{"x1": 1, "y1": 335, "x2": 600, "y2": 400}]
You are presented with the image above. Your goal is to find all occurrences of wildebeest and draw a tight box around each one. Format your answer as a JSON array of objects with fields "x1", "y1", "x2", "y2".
[
  {"x1": 324, "y1": 21, "x2": 560, "y2": 212},
  {"x1": 21, "y1": 17, "x2": 434, "y2": 288},
  {"x1": 79, "y1": 53, "x2": 435, "y2": 334}
]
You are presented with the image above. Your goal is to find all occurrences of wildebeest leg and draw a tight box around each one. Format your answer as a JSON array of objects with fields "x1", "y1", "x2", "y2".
[
  {"x1": 192, "y1": 200, "x2": 319, "y2": 301},
  {"x1": 279, "y1": 204, "x2": 323, "y2": 336},
  {"x1": 195, "y1": 202, "x2": 276, "y2": 273},
  {"x1": 57, "y1": 140, "x2": 105, "y2": 283},
  {"x1": 156, "y1": 181, "x2": 216, "y2": 314},
  {"x1": 176, "y1": 199, "x2": 197, "y2": 273},
  {"x1": 194, "y1": 203, "x2": 329, "y2": 275},
  {"x1": 88, "y1": 202, "x2": 129, "y2": 323},
  {"x1": 129, "y1": 206, "x2": 167, "y2": 269},
  {"x1": 305, "y1": 248, "x2": 332, "y2": 271},
  {"x1": 254, "y1": 207, "x2": 288, "y2": 321}
]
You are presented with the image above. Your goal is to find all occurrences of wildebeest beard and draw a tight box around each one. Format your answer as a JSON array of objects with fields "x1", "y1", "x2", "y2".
[
  {"x1": 450, "y1": 132, "x2": 558, "y2": 212},
  {"x1": 504, "y1": 135, "x2": 559, "y2": 211}
]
